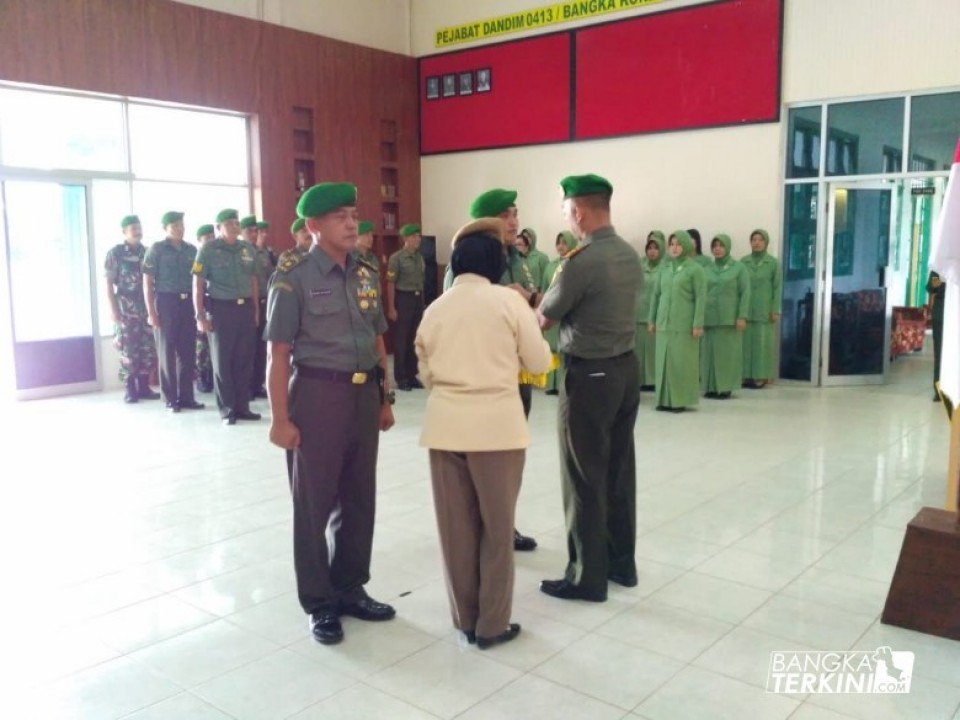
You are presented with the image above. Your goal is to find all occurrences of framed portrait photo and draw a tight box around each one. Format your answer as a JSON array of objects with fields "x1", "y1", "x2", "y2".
[
  {"x1": 458, "y1": 71, "x2": 473, "y2": 96},
  {"x1": 425, "y1": 76, "x2": 440, "y2": 100},
  {"x1": 476, "y1": 67, "x2": 492, "y2": 93},
  {"x1": 442, "y1": 73, "x2": 456, "y2": 98}
]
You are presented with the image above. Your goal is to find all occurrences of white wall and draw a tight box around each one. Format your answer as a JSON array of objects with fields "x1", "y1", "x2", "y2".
[
  {"x1": 169, "y1": 0, "x2": 411, "y2": 55},
  {"x1": 414, "y1": 0, "x2": 960, "y2": 263}
]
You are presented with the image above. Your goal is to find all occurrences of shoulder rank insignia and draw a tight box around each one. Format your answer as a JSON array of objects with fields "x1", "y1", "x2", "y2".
[
  {"x1": 277, "y1": 250, "x2": 307, "y2": 274},
  {"x1": 357, "y1": 256, "x2": 379, "y2": 275},
  {"x1": 564, "y1": 245, "x2": 586, "y2": 261}
]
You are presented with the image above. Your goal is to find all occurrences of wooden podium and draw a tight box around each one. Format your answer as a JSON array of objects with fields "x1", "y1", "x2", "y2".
[{"x1": 881, "y1": 406, "x2": 960, "y2": 640}]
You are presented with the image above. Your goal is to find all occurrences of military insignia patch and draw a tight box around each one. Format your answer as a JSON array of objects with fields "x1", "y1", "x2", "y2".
[
  {"x1": 192, "y1": 262, "x2": 203, "y2": 273},
  {"x1": 277, "y1": 251, "x2": 307, "y2": 274}
]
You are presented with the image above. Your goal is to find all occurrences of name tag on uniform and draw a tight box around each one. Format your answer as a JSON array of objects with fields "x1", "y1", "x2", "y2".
[
  {"x1": 588, "y1": 372, "x2": 606, "y2": 378},
  {"x1": 310, "y1": 289, "x2": 332, "y2": 298}
]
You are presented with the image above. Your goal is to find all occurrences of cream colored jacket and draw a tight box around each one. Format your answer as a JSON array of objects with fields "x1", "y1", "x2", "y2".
[{"x1": 416, "y1": 274, "x2": 552, "y2": 451}]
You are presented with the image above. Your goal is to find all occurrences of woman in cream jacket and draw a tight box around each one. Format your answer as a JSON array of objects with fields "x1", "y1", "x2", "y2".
[{"x1": 415, "y1": 217, "x2": 551, "y2": 649}]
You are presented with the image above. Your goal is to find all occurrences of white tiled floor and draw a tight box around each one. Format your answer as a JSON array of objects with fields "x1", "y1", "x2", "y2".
[{"x1": 3, "y1": 348, "x2": 959, "y2": 719}]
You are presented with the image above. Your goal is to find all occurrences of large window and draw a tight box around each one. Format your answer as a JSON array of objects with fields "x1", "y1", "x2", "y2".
[{"x1": 826, "y1": 98, "x2": 904, "y2": 177}]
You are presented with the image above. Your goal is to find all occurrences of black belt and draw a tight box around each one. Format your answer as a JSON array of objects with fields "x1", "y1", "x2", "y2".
[
  {"x1": 158, "y1": 291, "x2": 191, "y2": 300},
  {"x1": 396, "y1": 289, "x2": 423, "y2": 296},
  {"x1": 209, "y1": 297, "x2": 250, "y2": 305},
  {"x1": 295, "y1": 365, "x2": 377, "y2": 384},
  {"x1": 564, "y1": 350, "x2": 634, "y2": 367}
]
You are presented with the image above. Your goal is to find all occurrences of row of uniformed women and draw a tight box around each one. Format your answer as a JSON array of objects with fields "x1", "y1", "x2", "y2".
[{"x1": 638, "y1": 228, "x2": 782, "y2": 412}]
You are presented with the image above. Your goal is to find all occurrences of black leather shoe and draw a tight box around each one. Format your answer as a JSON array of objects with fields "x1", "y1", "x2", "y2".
[
  {"x1": 235, "y1": 410, "x2": 262, "y2": 421},
  {"x1": 310, "y1": 610, "x2": 343, "y2": 645},
  {"x1": 476, "y1": 623, "x2": 521, "y2": 649},
  {"x1": 704, "y1": 392, "x2": 719, "y2": 399},
  {"x1": 397, "y1": 382, "x2": 413, "y2": 392},
  {"x1": 640, "y1": 384, "x2": 655, "y2": 392},
  {"x1": 223, "y1": 414, "x2": 236, "y2": 426},
  {"x1": 463, "y1": 630, "x2": 476, "y2": 644},
  {"x1": 540, "y1": 579, "x2": 606, "y2": 602},
  {"x1": 608, "y1": 571, "x2": 639, "y2": 588},
  {"x1": 513, "y1": 529, "x2": 537, "y2": 552},
  {"x1": 180, "y1": 400, "x2": 205, "y2": 410},
  {"x1": 339, "y1": 596, "x2": 396, "y2": 622},
  {"x1": 545, "y1": 389, "x2": 559, "y2": 396},
  {"x1": 409, "y1": 379, "x2": 424, "y2": 389}
]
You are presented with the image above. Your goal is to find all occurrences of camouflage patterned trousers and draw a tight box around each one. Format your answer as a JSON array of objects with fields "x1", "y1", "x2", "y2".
[
  {"x1": 114, "y1": 313, "x2": 157, "y2": 381},
  {"x1": 195, "y1": 330, "x2": 213, "y2": 389}
]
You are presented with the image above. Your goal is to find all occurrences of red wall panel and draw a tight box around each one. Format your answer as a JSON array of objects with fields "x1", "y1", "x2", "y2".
[
  {"x1": 575, "y1": 0, "x2": 782, "y2": 139},
  {"x1": 419, "y1": 33, "x2": 571, "y2": 154}
]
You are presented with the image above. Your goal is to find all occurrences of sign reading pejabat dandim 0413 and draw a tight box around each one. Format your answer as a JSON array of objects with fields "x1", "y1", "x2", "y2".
[{"x1": 435, "y1": 0, "x2": 669, "y2": 48}]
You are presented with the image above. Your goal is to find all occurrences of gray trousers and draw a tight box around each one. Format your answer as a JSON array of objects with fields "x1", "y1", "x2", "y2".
[
  {"x1": 207, "y1": 298, "x2": 255, "y2": 417},
  {"x1": 429, "y1": 449, "x2": 524, "y2": 638},
  {"x1": 559, "y1": 352, "x2": 640, "y2": 594},
  {"x1": 290, "y1": 373, "x2": 380, "y2": 613}
]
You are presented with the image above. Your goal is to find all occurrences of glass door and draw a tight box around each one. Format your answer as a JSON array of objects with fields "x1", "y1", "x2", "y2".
[
  {"x1": 820, "y1": 182, "x2": 895, "y2": 385},
  {"x1": 0, "y1": 178, "x2": 99, "y2": 397}
]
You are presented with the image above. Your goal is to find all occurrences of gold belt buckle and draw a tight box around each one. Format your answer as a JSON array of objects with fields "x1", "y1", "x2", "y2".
[
  {"x1": 351, "y1": 372, "x2": 367, "y2": 384},
  {"x1": 237, "y1": 298, "x2": 245, "y2": 305}
]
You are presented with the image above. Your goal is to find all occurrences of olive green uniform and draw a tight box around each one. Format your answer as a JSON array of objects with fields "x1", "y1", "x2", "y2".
[
  {"x1": 649, "y1": 234, "x2": 707, "y2": 409},
  {"x1": 539, "y1": 226, "x2": 642, "y2": 597},
  {"x1": 105, "y1": 242, "x2": 157, "y2": 382},
  {"x1": 636, "y1": 234, "x2": 665, "y2": 388},
  {"x1": 265, "y1": 247, "x2": 387, "y2": 615},
  {"x1": 143, "y1": 238, "x2": 198, "y2": 405},
  {"x1": 387, "y1": 248, "x2": 425, "y2": 386},
  {"x1": 701, "y1": 235, "x2": 750, "y2": 395},
  {"x1": 193, "y1": 237, "x2": 257, "y2": 418},
  {"x1": 740, "y1": 230, "x2": 782, "y2": 382},
  {"x1": 251, "y1": 246, "x2": 276, "y2": 396}
]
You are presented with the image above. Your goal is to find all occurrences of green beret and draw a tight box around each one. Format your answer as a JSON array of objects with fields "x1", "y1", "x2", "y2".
[
  {"x1": 560, "y1": 174, "x2": 613, "y2": 199},
  {"x1": 296, "y1": 182, "x2": 357, "y2": 219},
  {"x1": 239, "y1": 215, "x2": 258, "y2": 229},
  {"x1": 216, "y1": 208, "x2": 239, "y2": 223},
  {"x1": 161, "y1": 211, "x2": 184, "y2": 226},
  {"x1": 290, "y1": 218, "x2": 306, "y2": 234},
  {"x1": 121, "y1": 215, "x2": 140, "y2": 229},
  {"x1": 469, "y1": 189, "x2": 518, "y2": 219},
  {"x1": 196, "y1": 224, "x2": 214, "y2": 238},
  {"x1": 256, "y1": 221, "x2": 270, "y2": 230},
  {"x1": 400, "y1": 223, "x2": 421, "y2": 237},
  {"x1": 358, "y1": 221, "x2": 374, "y2": 235}
]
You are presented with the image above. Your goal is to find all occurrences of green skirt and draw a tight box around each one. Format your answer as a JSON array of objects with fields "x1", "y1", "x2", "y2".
[
  {"x1": 655, "y1": 330, "x2": 701, "y2": 408},
  {"x1": 635, "y1": 322, "x2": 655, "y2": 386},
  {"x1": 702, "y1": 326, "x2": 743, "y2": 394},
  {"x1": 743, "y1": 320, "x2": 776, "y2": 380}
]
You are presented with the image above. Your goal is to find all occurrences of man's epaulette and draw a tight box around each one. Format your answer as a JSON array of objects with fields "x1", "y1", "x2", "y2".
[
  {"x1": 276, "y1": 250, "x2": 307, "y2": 273},
  {"x1": 357, "y1": 256, "x2": 379, "y2": 274},
  {"x1": 564, "y1": 245, "x2": 587, "y2": 261}
]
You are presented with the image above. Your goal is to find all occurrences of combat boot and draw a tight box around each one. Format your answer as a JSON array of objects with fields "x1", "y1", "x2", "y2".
[
  {"x1": 123, "y1": 376, "x2": 138, "y2": 404},
  {"x1": 137, "y1": 375, "x2": 161, "y2": 400}
]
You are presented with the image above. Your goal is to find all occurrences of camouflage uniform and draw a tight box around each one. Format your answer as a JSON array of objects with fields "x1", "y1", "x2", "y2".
[
  {"x1": 196, "y1": 329, "x2": 213, "y2": 392},
  {"x1": 105, "y1": 242, "x2": 156, "y2": 381}
]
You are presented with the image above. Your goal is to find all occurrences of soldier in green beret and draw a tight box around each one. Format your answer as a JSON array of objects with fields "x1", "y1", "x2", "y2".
[
  {"x1": 143, "y1": 211, "x2": 204, "y2": 413},
  {"x1": 387, "y1": 223, "x2": 426, "y2": 391},
  {"x1": 239, "y1": 215, "x2": 258, "y2": 245},
  {"x1": 194, "y1": 224, "x2": 215, "y2": 394},
  {"x1": 265, "y1": 182, "x2": 397, "y2": 645},
  {"x1": 104, "y1": 215, "x2": 160, "y2": 403},
  {"x1": 193, "y1": 208, "x2": 261, "y2": 425},
  {"x1": 356, "y1": 221, "x2": 379, "y2": 271},
  {"x1": 538, "y1": 174, "x2": 642, "y2": 602},
  {"x1": 251, "y1": 220, "x2": 277, "y2": 400},
  {"x1": 740, "y1": 229, "x2": 782, "y2": 388}
]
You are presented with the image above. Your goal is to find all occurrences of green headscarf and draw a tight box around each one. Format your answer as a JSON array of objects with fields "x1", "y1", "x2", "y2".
[
  {"x1": 750, "y1": 228, "x2": 770, "y2": 256},
  {"x1": 645, "y1": 230, "x2": 666, "y2": 268},
  {"x1": 558, "y1": 230, "x2": 578, "y2": 255},
  {"x1": 712, "y1": 233, "x2": 733, "y2": 266},
  {"x1": 669, "y1": 229, "x2": 694, "y2": 260}
]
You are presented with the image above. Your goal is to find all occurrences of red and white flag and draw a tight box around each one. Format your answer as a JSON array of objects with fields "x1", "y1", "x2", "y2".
[{"x1": 930, "y1": 139, "x2": 960, "y2": 406}]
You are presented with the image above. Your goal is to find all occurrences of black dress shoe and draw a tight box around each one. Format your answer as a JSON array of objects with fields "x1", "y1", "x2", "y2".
[
  {"x1": 310, "y1": 610, "x2": 343, "y2": 645},
  {"x1": 179, "y1": 400, "x2": 205, "y2": 410},
  {"x1": 339, "y1": 596, "x2": 396, "y2": 622},
  {"x1": 704, "y1": 392, "x2": 719, "y2": 399},
  {"x1": 476, "y1": 623, "x2": 521, "y2": 650},
  {"x1": 397, "y1": 382, "x2": 413, "y2": 392},
  {"x1": 641, "y1": 384, "x2": 655, "y2": 392},
  {"x1": 540, "y1": 579, "x2": 606, "y2": 602},
  {"x1": 513, "y1": 529, "x2": 537, "y2": 552},
  {"x1": 223, "y1": 414, "x2": 237, "y2": 426},
  {"x1": 545, "y1": 389, "x2": 559, "y2": 396},
  {"x1": 608, "y1": 571, "x2": 639, "y2": 587},
  {"x1": 463, "y1": 630, "x2": 476, "y2": 644},
  {"x1": 235, "y1": 410, "x2": 262, "y2": 421},
  {"x1": 409, "y1": 379, "x2": 424, "y2": 389}
]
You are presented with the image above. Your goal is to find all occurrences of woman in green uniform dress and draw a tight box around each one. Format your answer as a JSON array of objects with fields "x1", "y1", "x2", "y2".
[
  {"x1": 741, "y1": 228, "x2": 782, "y2": 388},
  {"x1": 636, "y1": 231, "x2": 665, "y2": 391},
  {"x1": 542, "y1": 231, "x2": 578, "y2": 395},
  {"x1": 702, "y1": 234, "x2": 750, "y2": 398},
  {"x1": 649, "y1": 230, "x2": 706, "y2": 412},
  {"x1": 687, "y1": 228, "x2": 712, "y2": 269}
]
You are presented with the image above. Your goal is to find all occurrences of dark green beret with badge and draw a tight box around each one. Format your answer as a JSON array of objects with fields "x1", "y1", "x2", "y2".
[
  {"x1": 121, "y1": 214, "x2": 141, "y2": 229},
  {"x1": 358, "y1": 221, "x2": 374, "y2": 235},
  {"x1": 399, "y1": 223, "x2": 421, "y2": 237},
  {"x1": 560, "y1": 173, "x2": 613, "y2": 198},
  {"x1": 196, "y1": 224, "x2": 214, "y2": 238},
  {"x1": 469, "y1": 188, "x2": 517, "y2": 219},
  {"x1": 296, "y1": 182, "x2": 357, "y2": 219},
  {"x1": 290, "y1": 218, "x2": 306, "y2": 234},
  {"x1": 161, "y1": 210, "x2": 184, "y2": 226},
  {"x1": 256, "y1": 221, "x2": 270, "y2": 230},
  {"x1": 239, "y1": 215, "x2": 258, "y2": 229},
  {"x1": 216, "y1": 208, "x2": 239, "y2": 223}
]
